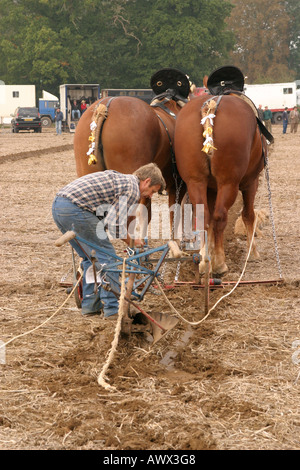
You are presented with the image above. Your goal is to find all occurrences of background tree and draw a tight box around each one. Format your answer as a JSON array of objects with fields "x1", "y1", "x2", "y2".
[
  {"x1": 285, "y1": 0, "x2": 300, "y2": 78},
  {"x1": 0, "y1": 0, "x2": 234, "y2": 96},
  {"x1": 0, "y1": 0, "x2": 107, "y2": 95},
  {"x1": 227, "y1": 0, "x2": 298, "y2": 83},
  {"x1": 109, "y1": 0, "x2": 235, "y2": 87}
]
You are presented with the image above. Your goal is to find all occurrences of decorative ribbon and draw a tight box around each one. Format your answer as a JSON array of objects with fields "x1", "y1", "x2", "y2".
[
  {"x1": 87, "y1": 120, "x2": 98, "y2": 165},
  {"x1": 201, "y1": 100, "x2": 217, "y2": 155},
  {"x1": 200, "y1": 113, "x2": 216, "y2": 127}
]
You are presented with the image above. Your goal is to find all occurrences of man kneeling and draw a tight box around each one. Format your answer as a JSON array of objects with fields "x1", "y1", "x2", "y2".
[{"x1": 52, "y1": 163, "x2": 166, "y2": 318}]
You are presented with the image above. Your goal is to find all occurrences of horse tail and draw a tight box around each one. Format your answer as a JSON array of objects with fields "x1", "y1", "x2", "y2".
[
  {"x1": 200, "y1": 98, "x2": 218, "y2": 157},
  {"x1": 86, "y1": 102, "x2": 108, "y2": 167}
]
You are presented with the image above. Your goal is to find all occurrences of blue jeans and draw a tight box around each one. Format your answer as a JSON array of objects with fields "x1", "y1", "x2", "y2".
[
  {"x1": 72, "y1": 110, "x2": 80, "y2": 120},
  {"x1": 56, "y1": 120, "x2": 62, "y2": 134},
  {"x1": 283, "y1": 120, "x2": 288, "y2": 134},
  {"x1": 52, "y1": 196, "x2": 119, "y2": 316}
]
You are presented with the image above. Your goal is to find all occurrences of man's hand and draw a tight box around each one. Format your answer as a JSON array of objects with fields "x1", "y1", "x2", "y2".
[
  {"x1": 122, "y1": 235, "x2": 144, "y2": 249},
  {"x1": 134, "y1": 238, "x2": 144, "y2": 248}
]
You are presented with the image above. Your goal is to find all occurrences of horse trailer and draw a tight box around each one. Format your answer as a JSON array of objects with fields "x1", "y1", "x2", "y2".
[
  {"x1": 244, "y1": 80, "x2": 300, "y2": 123},
  {"x1": 59, "y1": 84, "x2": 100, "y2": 132},
  {"x1": 0, "y1": 84, "x2": 36, "y2": 125}
]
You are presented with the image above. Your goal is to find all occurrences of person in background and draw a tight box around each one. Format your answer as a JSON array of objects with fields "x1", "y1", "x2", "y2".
[
  {"x1": 263, "y1": 106, "x2": 272, "y2": 133},
  {"x1": 290, "y1": 106, "x2": 299, "y2": 134},
  {"x1": 71, "y1": 100, "x2": 81, "y2": 120},
  {"x1": 257, "y1": 104, "x2": 264, "y2": 122},
  {"x1": 282, "y1": 107, "x2": 289, "y2": 134},
  {"x1": 80, "y1": 100, "x2": 87, "y2": 114},
  {"x1": 54, "y1": 108, "x2": 63, "y2": 135}
]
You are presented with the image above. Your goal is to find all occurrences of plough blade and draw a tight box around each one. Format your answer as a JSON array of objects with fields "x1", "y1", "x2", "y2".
[{"x1": 149, "y1": 312, "x2": 179, "y2": 345}]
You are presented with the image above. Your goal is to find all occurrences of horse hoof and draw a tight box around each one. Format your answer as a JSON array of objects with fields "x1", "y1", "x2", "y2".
[
  {"x1": 199, "y1": 261, "x2": 211, "y2": 276},
  {"x1": 249, "y1": 250, "x2": 260, "y2": 260},
  {"x1": 212, "y1": 263, "x2": 228, "y2": 277}
]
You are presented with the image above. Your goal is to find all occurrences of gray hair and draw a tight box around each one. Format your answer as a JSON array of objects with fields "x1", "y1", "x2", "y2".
[{"x1": 133, "y1": 163, "x2": 166, "y2": 191}]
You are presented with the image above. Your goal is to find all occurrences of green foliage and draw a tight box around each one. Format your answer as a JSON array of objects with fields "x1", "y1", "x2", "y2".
[
  {"x1": 0, "y1": 0, "x2": 234, "y2": 95},
  {"x1": 0, "y1": 0, "x2": 298, "y2": 97},
  {"x1": 105, "y1": 0, "x2": 235, "y2": 87}
]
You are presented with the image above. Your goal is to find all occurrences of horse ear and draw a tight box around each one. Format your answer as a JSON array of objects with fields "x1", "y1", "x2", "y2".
[{"x1": 203, "y1": 75, "x2": 208, "y2": 88}]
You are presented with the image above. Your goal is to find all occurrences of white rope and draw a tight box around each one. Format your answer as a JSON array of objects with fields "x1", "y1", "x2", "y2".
[
  {"x1": 0, "y1": 276, "x2": 82, "y2": 352},
  {"x1": 155, "y1": 216, "x2": 258, "y2": 326},
  {"x1": 97, "y1": 258, "x2": 126, "y2": 390}
]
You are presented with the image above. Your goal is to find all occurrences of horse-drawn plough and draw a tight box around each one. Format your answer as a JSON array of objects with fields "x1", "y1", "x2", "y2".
[
  {"x1": 58, "y1": 64, "x2": 284, "y2": 347},
  {"x1": 56, "y1": 229, "x2": 209, "y2": 344},
  {"x1": 57, "y1": 227, "x2": 283, "y2": 346}
]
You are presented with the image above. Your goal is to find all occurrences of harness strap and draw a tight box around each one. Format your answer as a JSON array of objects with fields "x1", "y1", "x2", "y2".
[
  {"x1": 201, "y1": 94, "x2": 271, "y2": 165},
  {"x1": 97, "y1": 97, "x2": 115, "y2": 170},
  {"x1": 151, "y1": 99, "x2": 177, "y2": 118},
  {"x1": 201, "y1": 95, "x2": 223, "y2": 112},
  {"x1": 151, "y1": 89, "x2": 189, "y2": 104}
]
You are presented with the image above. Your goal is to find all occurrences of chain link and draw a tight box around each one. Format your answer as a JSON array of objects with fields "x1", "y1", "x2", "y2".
[{"x1": 60, "y1": 266, "x2": 73, "y2": 283}]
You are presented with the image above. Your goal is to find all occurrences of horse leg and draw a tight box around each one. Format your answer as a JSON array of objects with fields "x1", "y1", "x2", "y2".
[
  {"x1": 212, "y1": 183, "x2": 239, "y2": 275},
  {"x1": 138, "y1": 198, "x2": 151, "y2": 240},
  {"x1": 168, "y1": 181, "x2": 186, "y2": 241},
  {"x1": 195, "y1": 188, "x2": 215, "y2": 274},
  {"x1": 185, "y1": 181, "x2": 212, "y2": 274},
  {"x1": 241, "y1": 178, "x2": 260, "y2": 259},
  {"x1": 206, "y1": 188, "x2": 216, "y2": 252}
]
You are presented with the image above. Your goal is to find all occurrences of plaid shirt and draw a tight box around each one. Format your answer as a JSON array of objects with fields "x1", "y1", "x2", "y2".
[{"x1": 57, "y1": 170, "x2": 141, "y2": 233}]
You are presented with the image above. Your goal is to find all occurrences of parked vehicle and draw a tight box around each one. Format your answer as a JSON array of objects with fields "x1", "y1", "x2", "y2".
[
  {"x1": 38, "y1": 91, "x2": 59, "y2": 127},
  {"x1": 244, "y1": 80, "x2": 300, "y2": 123},
  {"x1": 59, "y1": 84, "x2": 100, "y2": 132},
  {"x1": 11, "y1": 107, "x2": 42, "y2": 133},
  {"x1": 0, "y1": 85, "x2": 36, "y2": 125}
]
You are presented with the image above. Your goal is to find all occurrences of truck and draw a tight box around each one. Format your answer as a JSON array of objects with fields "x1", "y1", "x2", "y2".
[
  {"x1": 0, "y1": 84, "x2": 36, "y2": 125},
  {"x1": 244, "y1": 80, "x2": 300, "y2": 123},
  {"x1": 38, "y1": 90, "x2": 59, "y2": 127},
  {"x1": 59, "y1": 84, "x2": 100, "y2": 132}
]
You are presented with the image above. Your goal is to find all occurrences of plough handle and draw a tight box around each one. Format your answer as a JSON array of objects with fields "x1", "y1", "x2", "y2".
[{"x1": 54, "y1": 230, "x2": 76, "y2": 247}]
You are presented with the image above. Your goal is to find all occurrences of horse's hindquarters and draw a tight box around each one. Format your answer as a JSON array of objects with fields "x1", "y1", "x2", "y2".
[{"x1": 174, "y1": 94, "x2": 264, "y2": 276}]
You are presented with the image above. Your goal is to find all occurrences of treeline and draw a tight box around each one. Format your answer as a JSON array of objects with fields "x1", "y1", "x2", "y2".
[{"x1": 0, "y1": 0, "x2": 299, "y2": 97}]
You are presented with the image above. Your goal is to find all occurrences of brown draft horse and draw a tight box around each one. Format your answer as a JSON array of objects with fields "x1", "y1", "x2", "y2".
[
  {"x1": 74, "y1": 69, "x2": 191, "y2": 236},
  {"x1": 174, "y1": 92, "x2": 268, "y2": 276}
]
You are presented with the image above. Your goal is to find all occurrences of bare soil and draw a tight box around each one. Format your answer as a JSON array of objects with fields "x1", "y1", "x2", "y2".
[{"x1": 0, "y1": 125, "x2": 299, "y2": 450}]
